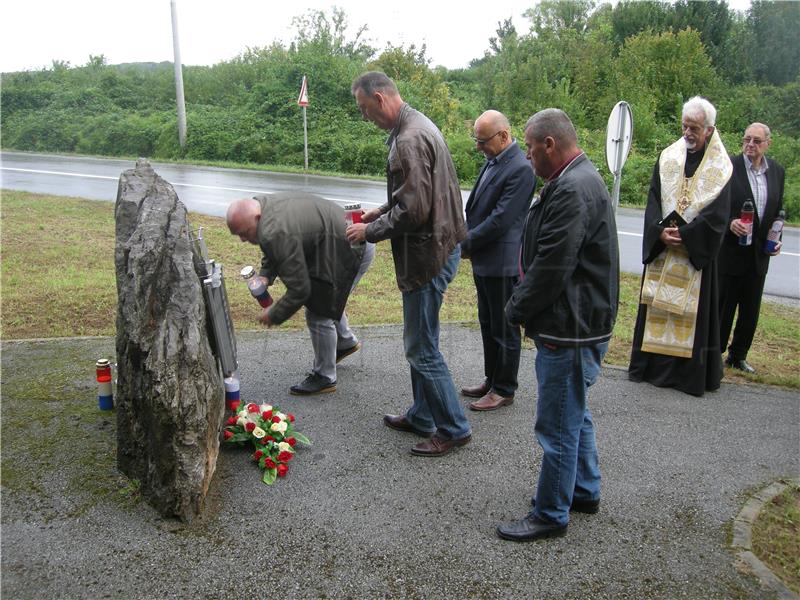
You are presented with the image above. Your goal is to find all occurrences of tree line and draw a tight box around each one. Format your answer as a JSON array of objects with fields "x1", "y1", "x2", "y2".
[{"x1": 1, "y1": 1, "x2": 798, "y2": 217}]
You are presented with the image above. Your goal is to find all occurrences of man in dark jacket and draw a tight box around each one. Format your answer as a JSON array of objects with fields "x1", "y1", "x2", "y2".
[
  {"x1": 347, "y1": 71, "x2": 471, "y2": 457},
  {"x1": 718, "y1": 123, "x2": 785, "y2": 374},
  {"x1": 226, "y1": 193, "x2": 374, "y2": 395},
  {"x1": 497, "y1": 109, "x2": 619, "y2": 542},
  {"x1": 460, "y1": 109, "x2": 536, "y2": 411}
]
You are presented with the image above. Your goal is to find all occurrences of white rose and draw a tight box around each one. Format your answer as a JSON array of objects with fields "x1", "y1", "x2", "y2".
[
  {"x1": 252, "y1": 427, "x2": 266, "y2": 439},
  {"x1": 275, "y1": 411, "x2": 287, "y2": 421},
  {"x1": 236, "y1": 417, "x2": 248, "y2": 427},
  {"x1": 259, "y1": 403, "x2": 273, "y2": 413},
  {"x1": 270, "y1": 421, "x2": 288, "y2": 434},
  {"x1": 277, "y1": 441, "x2": 293, "y2": 453}
]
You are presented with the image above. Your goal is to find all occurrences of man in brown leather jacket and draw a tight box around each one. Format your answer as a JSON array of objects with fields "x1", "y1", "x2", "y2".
[{"x1": 347, "y1": 71, "x2": 471, "y2": 457}]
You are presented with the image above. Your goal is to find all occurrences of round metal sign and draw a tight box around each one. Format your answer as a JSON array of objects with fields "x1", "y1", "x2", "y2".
[{"x1": 606, "y1": 101, "x2": 633, "y2": 175}]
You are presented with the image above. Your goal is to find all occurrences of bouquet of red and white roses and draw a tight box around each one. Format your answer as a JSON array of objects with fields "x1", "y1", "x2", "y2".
[{"x1": 223, "y1": 401, "x2": 311, "y2": 484}]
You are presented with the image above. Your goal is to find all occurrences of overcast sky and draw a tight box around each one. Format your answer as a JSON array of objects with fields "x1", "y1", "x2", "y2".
[
  {"x1": 0, "y1": 0, "x2": 542, "y2": 73},
  {"x1": 0, "y1": 1, "x2": 754, "y2": 74}
]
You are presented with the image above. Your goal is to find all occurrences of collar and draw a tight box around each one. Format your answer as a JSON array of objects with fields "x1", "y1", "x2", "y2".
[
  {"x1": 743, "y1": 154, "x2": 769, "y2": 174},
  {"x1": 547, "y1": 150, "x2": 583, "y2": 181},
  {"x1": 386, "y1": 103, "x2": 411, "y2": 147}
]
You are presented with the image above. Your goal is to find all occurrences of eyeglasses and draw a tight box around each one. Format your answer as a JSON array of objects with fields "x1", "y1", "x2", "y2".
[
  {"x1": 472, "y1": 130, "x2": 502, "y2": 145},
  {"x1": 742, "y1": 137, "x2": 767, "y2": 145}
]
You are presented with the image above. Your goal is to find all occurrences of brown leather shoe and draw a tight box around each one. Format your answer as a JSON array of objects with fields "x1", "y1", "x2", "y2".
[
  {"x1": 469, "y1": 391, "x2": 514, "y2": 411},
  {"x1": 410, "y1": 435, "x2": 471, "y2": 457},
  {"x1": 383, "y1": 414, "x2": 433, "y2": 437},
  {"x1": 461, "y1": 380, "x2": 490, "y2": 398}
]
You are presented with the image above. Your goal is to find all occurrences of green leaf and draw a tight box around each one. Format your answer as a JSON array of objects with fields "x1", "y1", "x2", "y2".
[
  {"x1": 262, "y1": 467, "x2": 277, "y2": 485},
  {"x1": 292, "y1": 431, "x2": 312, "y2": 446}
]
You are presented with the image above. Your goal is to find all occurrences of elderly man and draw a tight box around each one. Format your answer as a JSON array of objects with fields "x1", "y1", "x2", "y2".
[
  {"x1": 628, "y1": 97, "x2": 732, "y2": 397},
  {"x1": 346, "y1": 71, "x2": 471, "y2": 457},
  {"x1": 227, "y1": 193, "x2": 374, "y2": 395},
  {"x1": 460, "y1": 109, "x2": 536, "y2": 411},
  {"x1": 496, "y1": 109, "x2": 619, "y2": 542},
  {"x1": 718, "y1": 123, "x2": 785, "y2": 374}
]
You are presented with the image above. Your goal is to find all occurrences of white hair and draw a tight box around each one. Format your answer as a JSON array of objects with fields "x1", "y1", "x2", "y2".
[{"x1": 682, "y1": 96, "x2": 717, "y2": 127}]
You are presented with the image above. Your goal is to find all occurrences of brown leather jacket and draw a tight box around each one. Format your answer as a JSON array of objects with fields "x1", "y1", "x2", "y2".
[{"x1": 365, "y1": 103, "x2": 466, "y2": 291}]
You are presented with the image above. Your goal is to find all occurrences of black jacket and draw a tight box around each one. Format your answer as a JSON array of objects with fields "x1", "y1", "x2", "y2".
[
  {"x1": 506, "y1": 153, "x2": 619, "y2": 346},
  {"x1": 718, "y1": 154, "x2": 785, "y2": 277}
]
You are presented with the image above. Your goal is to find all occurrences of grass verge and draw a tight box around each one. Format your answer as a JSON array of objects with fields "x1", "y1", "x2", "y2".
[
  {"x1": 751, "y1": 484, "x2": 800, "y2": 594},
  {"x1": 1, "y1": 189, "x2": 798, "y2": 388}
]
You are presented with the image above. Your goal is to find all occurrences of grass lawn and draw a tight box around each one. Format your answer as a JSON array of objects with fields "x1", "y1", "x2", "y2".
[{"x1": 1, "y1": 189, "x2": 798, "y2": 389}]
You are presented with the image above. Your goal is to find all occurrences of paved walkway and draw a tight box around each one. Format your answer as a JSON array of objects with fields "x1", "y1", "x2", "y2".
[{"x1": 2, "y1": 325, "x2": 798, "y2": 599}]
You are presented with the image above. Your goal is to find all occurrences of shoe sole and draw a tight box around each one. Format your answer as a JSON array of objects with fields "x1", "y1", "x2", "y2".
[
  {"x1": 469, "y1": 398, "x2": 514, "y2": 411},
  {"x1": 336, "y1": 343, "x2": 361, "y2": 364},
  {"x1": 496, "y1": 526, "x2": 567, "y2": 542},
  {"x1": 409, "y1": 437, "x2": 471, "y2": 456},
  {"x1": 289, "y1": 386, "x2": 336, "y2": 396}
]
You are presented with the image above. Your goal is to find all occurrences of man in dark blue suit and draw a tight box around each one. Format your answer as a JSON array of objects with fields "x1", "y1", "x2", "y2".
[
  {"x1": 460, "y1": 110, "x2": 536, "y2": 411},
  {"x1": 719, "y1": 122, "x2": 785, "y2": 374}
]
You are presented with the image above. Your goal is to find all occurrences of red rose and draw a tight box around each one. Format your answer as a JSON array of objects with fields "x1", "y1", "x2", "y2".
[
  {"x1": 286, "y1": 437, "x2": 296, "y2": 447},
  {"x1": 226, "y1": 400, "x2": 240, "y2": 411},
  {"x1": 245, "y1": 422, "x2": 256, "y2": 432},
  {"x1": 254, "y1": 450, "x2": 263, "y2": 460},
  {"x1": 264, "y1": 458, "x2": 276, "y2": 469},
  {"x1": 266, "y1": 436, "x2": 276, "y2": 442},
  {"x1": 226, "y1": 416, "x2": 237, "y2": 426},
  {"x1": 223, "y1": 430, "x2": 233, "y2": 440},
  {"x1": 277, "y1": 463, "x2": 288, "y2": 477},
  {"x1": 259, "y1": 438, "x2": 269, "y2": 445},
  {"x1": 271, "y1": 415, "x2": 281, "y2": 423},
  {"x1": 246, "y1": 403, "x2": 259, "y2": 413},
  {"x1": 261, "y1": 410, "x2": 272, "y2": 420},
  {"x1": 287, "y1": 413, "x2": 295, "y2": 423},
  {"x1": 278, "y1": 451, "x2": 293, "y2": 463}
]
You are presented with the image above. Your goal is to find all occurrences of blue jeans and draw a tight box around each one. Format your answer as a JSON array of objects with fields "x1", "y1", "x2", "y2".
[
  {"x1": 402, "y1": 248, "x2": 471, "y2": 440},
  {"x1": 532, "y1": 340, "x2": 608, "y2": 526}
]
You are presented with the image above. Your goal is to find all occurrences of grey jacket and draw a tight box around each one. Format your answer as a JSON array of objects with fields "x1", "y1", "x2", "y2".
[
  {"x1": 255, "y1": 193, "x2": 364, "y2": 325},
  {"x1": 365, "y1": 103, "x2": 466, "y2": 291}
]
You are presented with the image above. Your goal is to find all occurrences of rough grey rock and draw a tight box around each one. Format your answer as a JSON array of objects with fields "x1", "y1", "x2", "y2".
[{"x1": 113, "y1": 158, "x2": 224, "y2": 521}]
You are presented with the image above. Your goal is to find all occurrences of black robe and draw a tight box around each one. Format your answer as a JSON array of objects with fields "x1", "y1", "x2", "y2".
[{"x1": 628, "y1": 148, "x2": 731, "y2": 397}]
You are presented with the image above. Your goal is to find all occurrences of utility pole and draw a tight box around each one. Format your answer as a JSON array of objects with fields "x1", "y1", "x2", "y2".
[{"x1": 170, "y1": 0, "x2": 187, "y2": 150}]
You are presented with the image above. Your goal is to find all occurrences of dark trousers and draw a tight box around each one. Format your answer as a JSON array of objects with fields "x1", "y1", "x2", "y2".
[
  {"x1": 719, "y1": 271, "x2": 766, "y2": 361},
  {"x1": 474, "y1": 273, "x2": 521, "y2": 397}
]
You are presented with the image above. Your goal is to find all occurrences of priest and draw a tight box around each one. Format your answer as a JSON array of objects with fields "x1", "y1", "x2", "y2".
[{"x1": 628, "y1": 97, "x2": 732, "y2": 397}]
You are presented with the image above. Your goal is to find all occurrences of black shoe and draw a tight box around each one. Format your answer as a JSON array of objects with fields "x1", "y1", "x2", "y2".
[
  {"x1": 336, "y1": 342, "x2": 361, "y2": 364},
  {"x1": 289, "y1": 373, "x2": 336, "y2": 395},
  {"x1": 725, "y1": 357, "x2": 756, "y2": 374},
  {"x1": 530, "y1": 496, "x2": 599, "y2": 514},
  {"x1": 496, "y1": 513, "x2": 567, "y2": 542}
]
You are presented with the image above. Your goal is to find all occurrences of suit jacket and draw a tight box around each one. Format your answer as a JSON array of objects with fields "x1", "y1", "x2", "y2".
[
  {"x1": 460, "y1": 141, "x2": 536, "y2": 277},
  {"x1": 718, "y1": 154, "x2": 785, "y2": 277},
  {"x1": 255, "y1": 193, "x2": 364, "y2": 325}
]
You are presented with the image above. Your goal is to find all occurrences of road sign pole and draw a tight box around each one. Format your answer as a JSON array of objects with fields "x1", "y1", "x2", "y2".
[{"x1": 302, "y1": 105, "x2": 308, "y2": 171}]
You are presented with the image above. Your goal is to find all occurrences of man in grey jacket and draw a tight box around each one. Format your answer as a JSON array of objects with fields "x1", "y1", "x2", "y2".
[
  {"x1": 347, "y1": 71, "x2": 471, "y2": 457},
  {"x1": 226, "y1": 193, "x2": 374, "y2": 395},
  {"x1": 497, "y1": 109, "x2": 619, "y2": 542}
]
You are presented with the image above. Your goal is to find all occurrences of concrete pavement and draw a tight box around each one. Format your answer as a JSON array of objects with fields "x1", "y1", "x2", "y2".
[{"x1": 1, "y1": 324, "x2": 798, "y2": 599}]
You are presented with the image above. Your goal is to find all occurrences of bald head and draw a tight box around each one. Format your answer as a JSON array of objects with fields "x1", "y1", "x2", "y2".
[
  {"x1": 226, "y1": 198, "x2": 261, "y2": 244},
  {"x1": 474, "y1": 109, "x2": 512, "y2": 158}
]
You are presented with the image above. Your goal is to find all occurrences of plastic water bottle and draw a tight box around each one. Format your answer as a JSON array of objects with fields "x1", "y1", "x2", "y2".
[
  {"x1": 764, "y1": 210, "x2": 785, "y2": 253},
  {"x1": 240, "y1": 266, "x2": 272, "y2": 308},
  {"x1": 739, "y1": 199, "x2": 754, "y2": 246}
]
